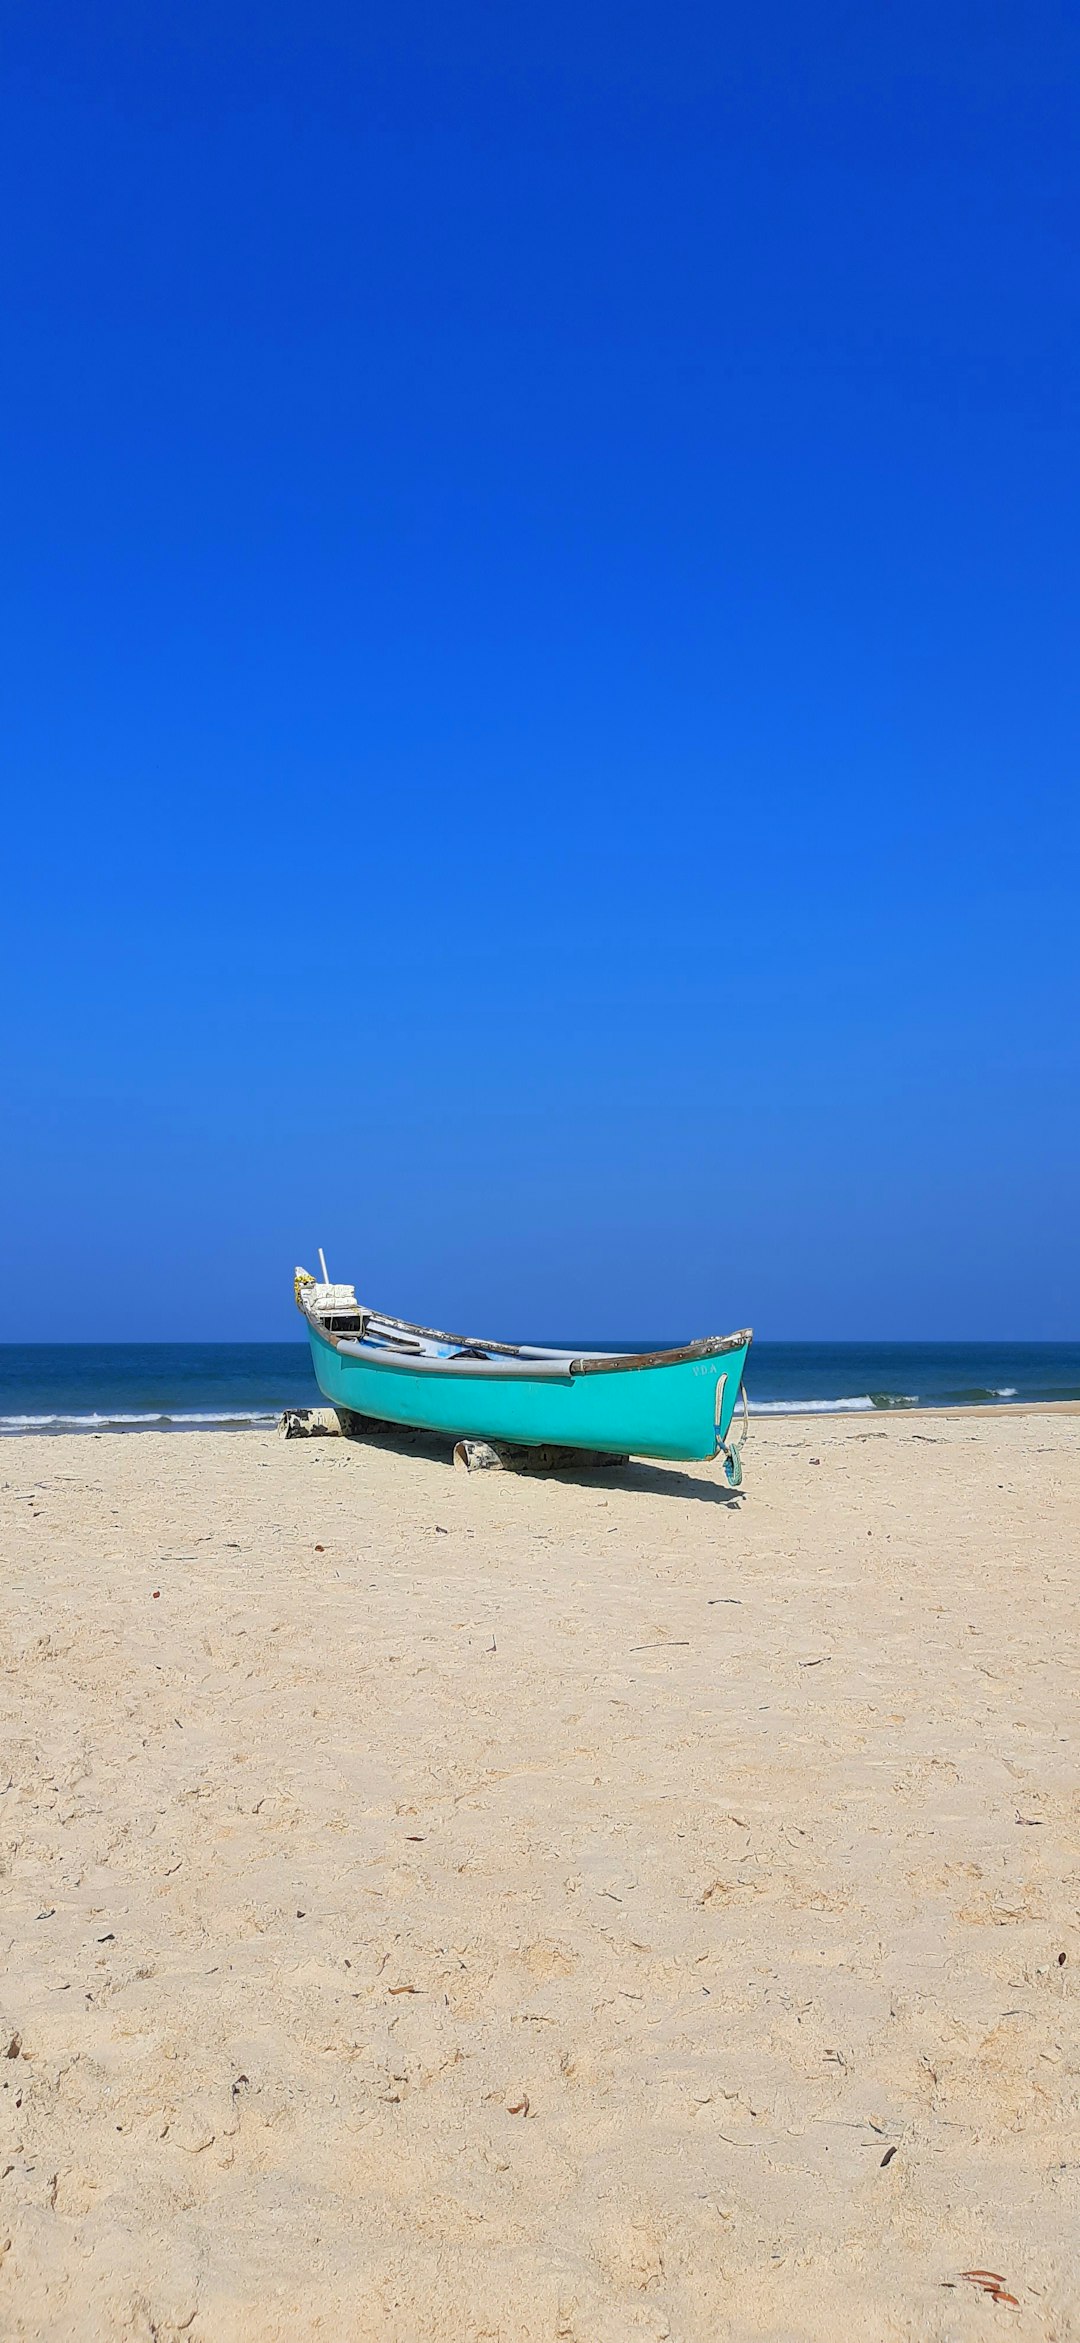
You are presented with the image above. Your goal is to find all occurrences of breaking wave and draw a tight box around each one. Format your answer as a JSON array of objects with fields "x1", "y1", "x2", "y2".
[
  {"x1": 749, "y1": 1395, "x2": 927, "y2": 1414},
  {"x1": 750, "y1": 1386, "x2": 1032, "y2": 1416},
  {"x1": 750, "y1": 1395, "x2": 879, "y2": 1414},
  {"x1": 0, "y1": 1409, "x2": 277, "y2": 1435}
]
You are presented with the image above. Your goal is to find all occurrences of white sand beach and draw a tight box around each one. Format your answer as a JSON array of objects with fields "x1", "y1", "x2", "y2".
[{"x1": 1, "y1": 1412, "x2": 1077, "y2": 2340}]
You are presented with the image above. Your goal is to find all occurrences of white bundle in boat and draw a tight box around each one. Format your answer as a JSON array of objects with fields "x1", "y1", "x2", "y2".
[
  {"x1": 294, "y1": 1266, "x2": 363, "y2": 1318},
  {"x1": 309, "y1": 1284, "x2": 361, "y2": 1314}
]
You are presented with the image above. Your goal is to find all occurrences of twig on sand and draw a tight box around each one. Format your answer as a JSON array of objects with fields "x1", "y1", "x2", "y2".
[{"x1": 946, "y1": 2272, "x2": 1019, "y2": 2308}]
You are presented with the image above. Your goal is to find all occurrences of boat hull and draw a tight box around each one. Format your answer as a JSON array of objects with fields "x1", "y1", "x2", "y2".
[{"x1": 306, "y1": 1321, "x2": 749, "y2": 1462}]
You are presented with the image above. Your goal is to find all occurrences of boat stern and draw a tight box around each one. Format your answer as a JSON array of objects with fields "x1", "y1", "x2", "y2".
[{"x1": 713, "y1": 1335, "x2": 752, "y2": 1484}]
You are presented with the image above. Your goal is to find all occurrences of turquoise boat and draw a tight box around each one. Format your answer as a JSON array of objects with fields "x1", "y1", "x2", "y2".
[{"x1": 295, "y1": 1263, "x2": 752, "y2": 1475}]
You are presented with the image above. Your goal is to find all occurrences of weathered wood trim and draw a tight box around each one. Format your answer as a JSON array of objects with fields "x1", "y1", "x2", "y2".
[{"x1": 570, "y1": 1332, "x2": 752, "y2": 1376}]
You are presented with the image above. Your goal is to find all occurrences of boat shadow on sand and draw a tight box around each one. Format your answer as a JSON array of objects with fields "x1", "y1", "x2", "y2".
[{"x1": 332, "y1": 1418, "x2": 745, "y2": 1507}]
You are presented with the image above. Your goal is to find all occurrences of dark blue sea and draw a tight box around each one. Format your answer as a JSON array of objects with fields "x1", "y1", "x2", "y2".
[{"x1": 1, "y1": 1340, "x2": 1078, "y2": 1432}]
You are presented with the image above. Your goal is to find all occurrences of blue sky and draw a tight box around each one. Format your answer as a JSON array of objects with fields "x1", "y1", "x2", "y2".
[{"x1": 2, "y1": 0, "x2": 1077, "y2": 1340}]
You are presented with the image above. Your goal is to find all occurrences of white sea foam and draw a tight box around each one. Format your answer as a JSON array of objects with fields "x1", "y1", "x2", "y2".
[
  {"x1": 749, "y1": 1395, "x2": 878, "y2": 1414},
  {"x1": 995, "y1": 1387, "x2": 1018, "y2": 1399},
  {"x1": 0, "y1": 1409, "x2": 277, "y2": 1434},
  {"x1": 160, "y1": 1410, "x2": 279, "y2": 1424}
]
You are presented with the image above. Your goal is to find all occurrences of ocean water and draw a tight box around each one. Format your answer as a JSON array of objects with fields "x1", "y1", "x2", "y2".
[{"x1": 1, "y1": 1339, "x2": 1078, "y2": 1433}]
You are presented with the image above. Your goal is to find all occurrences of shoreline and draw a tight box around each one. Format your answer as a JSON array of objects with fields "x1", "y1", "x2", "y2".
[
  {"x1": 769, "y1": 1395, "x2": 1080, "y2": 1421},
  {"x1": 2, "y1": 1391, "x2": 1079, "y2": 1438}
]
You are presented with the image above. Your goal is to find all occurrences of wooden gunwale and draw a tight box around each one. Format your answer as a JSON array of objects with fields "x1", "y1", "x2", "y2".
[
  {"x1": 570, "y1": 1331, "x2": 751, "y2": 1376},
  {"x1": 299, "y1": 1298, "x2": 751, "y2": 1378}
]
